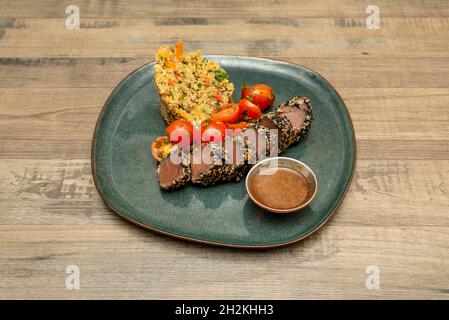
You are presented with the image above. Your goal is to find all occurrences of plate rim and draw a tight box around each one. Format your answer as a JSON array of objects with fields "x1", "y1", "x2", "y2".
[{"x1": 91, "y1": 55, "x2": 357, "y2": 249}]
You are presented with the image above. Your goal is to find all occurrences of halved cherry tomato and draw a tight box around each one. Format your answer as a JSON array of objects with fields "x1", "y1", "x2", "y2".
[
  {"x1": 239, "y1": 99, "x2": 262, "y2": 119},
  {"x1": 151, "y1": 136, "x2": 175, "y2": 162},
  {"x1": 202, "y1": 121, "x2": 226, "y2": 144},
  {"x1": 241, "y1": 84, "x2": 275, "y2": 110},
  {"x1": 165, "y1": 119, "x2": 193, "y2": 146},
  {"x1": 211, "y1": 103, "x2": 240, "y2": 123}
]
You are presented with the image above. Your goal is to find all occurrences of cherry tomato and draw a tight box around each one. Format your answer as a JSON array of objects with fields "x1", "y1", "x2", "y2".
[
  {"x1": 241, "y1": 84, "x2": 275, "y2": 110},
  {"x1": 211, "y1": 103, "x2": 240, "y2": 123},
  {"x1": 151, "y1": 136, "x2": 175, "y2": 162},
  {"x1": 239, "y1": 99, "x2": 262, "y2": 119},
  {"x1": 202, "y1": 121, "x2": 226, "y2": 144},
  {"x1": 165, "y1": 119, "x2": 193, "y2": 145}
]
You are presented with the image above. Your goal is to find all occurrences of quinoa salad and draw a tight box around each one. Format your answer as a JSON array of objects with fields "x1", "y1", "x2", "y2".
[{"x1": 154, "y1": 42, "x2": 234, "y2": 123}]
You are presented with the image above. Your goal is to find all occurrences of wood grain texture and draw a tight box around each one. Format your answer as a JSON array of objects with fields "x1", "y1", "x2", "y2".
[
  {"x1": 0, "y1": 0, "x2": 449, "y2": 299},
  {"x1": 0, "y1": 17, "x2": 448, "y2": 58}
]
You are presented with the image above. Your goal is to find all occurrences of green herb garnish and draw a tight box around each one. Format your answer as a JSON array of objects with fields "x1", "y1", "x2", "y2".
[{"x1": 214, "y1": 69, "x2": 228, "y2": 82}]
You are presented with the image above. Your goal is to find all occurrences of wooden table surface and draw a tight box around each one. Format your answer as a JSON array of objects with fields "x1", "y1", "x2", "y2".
[{"x1": 1, "y1": 0, "x2": 449, "y2": 299}]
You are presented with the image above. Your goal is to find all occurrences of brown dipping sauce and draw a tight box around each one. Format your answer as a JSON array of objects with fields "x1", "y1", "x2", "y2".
[{"x1": 250, "y1": 167, "x2": 310, "y2": 210}]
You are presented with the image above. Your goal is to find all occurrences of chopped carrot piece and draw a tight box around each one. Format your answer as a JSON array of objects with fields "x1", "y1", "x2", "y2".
[
  {"x1": 226, "y1": 121, "x2": 248, "y2": 130},
  {"x1": 215, "y1": 92, "x2": 223, "y2": 102},
  {"x1": 175, "y1": 40, "x2": 183, "y2": 60}
]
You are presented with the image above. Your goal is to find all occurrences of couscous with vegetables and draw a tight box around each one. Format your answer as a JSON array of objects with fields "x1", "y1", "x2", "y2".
[{"x1": 154, "y1": 40, "x2": 234, "y2": 123}]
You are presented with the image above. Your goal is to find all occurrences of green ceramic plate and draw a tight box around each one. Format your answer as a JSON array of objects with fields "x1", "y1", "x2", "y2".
[{"x1": 92, "y1": 56, "x2": 356, "y2": 248}]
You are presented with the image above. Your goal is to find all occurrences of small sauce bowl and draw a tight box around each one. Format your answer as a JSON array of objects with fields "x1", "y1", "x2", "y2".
[{"x1": 245, "y1": 157, "x2": 318, "y2": 214}]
